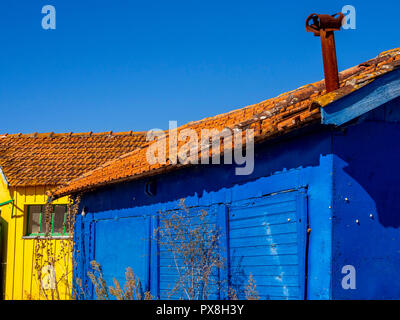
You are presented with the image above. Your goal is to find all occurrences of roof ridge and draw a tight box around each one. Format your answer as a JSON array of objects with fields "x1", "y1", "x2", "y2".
[
  {"x1": 378, "y1": 47, "x2": 400, "y2": 58},
  {"x1": 0, "y1": 130, "x2": 147, "y2": 139}
]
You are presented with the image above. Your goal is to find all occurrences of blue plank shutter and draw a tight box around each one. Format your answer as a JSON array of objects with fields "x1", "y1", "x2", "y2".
[
  {"x1": 228, "y1": 189, "x2": 307, "y2": 300},
  {"x1": 158, "y1": 204, "x2": 220, "y2": 300}
]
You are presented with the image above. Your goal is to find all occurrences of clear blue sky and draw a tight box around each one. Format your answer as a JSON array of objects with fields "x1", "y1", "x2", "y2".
[{"x1": 0, "y1": 0, "x2": 398, "y2": 134}]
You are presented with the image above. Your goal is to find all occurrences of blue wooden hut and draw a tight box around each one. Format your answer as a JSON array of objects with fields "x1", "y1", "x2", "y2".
[{"x1": 53, "y1": 48, "x2": 400, "y2": 300}]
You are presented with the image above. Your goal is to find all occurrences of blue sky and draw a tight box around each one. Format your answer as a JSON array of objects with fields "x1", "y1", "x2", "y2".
[{"x1": 0, "y1": 0, "x2": 398, "y2": 134}]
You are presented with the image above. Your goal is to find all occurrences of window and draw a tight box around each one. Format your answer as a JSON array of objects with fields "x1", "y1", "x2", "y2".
[{"x1": 26, "y1": 205, "x2": 69, "y2": 236}]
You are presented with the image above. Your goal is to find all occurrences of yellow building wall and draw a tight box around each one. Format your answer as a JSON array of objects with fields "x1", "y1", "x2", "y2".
[{"x1": 0, "y1": 178, "x2": 73, "y2": 300}]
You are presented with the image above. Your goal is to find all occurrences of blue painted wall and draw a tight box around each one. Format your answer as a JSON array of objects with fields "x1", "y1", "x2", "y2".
[
  {"x1": 73, "y1": 127, "x2": 335, "y2": 300},
  {"x1": 331, "y1": 97, "x2": 400, "y2": 299}
]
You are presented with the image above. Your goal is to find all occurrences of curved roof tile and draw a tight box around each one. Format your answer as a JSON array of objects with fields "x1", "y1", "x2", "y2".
[{"x1": 0, "y1": 131, "x2": 147, "y2": 186}]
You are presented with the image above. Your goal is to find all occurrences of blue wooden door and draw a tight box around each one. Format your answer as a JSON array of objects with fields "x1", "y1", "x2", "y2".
[
  {"x1": 157, "y1": 204, "x2": 221, "y2": 300},
  {"x1": 92, "y1": 215, "x2": 150, "y2": 299},
  {"x1": 228, "y1": 189, "x2": 308, "y2": 300}
]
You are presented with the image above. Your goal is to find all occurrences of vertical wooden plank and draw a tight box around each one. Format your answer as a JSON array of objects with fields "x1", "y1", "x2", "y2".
[
  {"x1": 13, "y1": 187, "x2": 26, "y2": 299},
  {"x1": 21, "y1": 186, "x2": 27, "y2": 299},
  {"x1": 26, "y1": 187, "x2": 36, "y2": 299},
  {"x1": 296, "y1": 188, "x2": 308, "y2": 300},
  {"x1": 53, "y1": 238, "x2": 61, "y2": 300},
  {"x1": 34, "y1": 185, "x2": 45, "y2": 300},
  {"x1": 144, "y1": 215, "x2": 151, "y2": 293},
  {"x1": 217, "y1": 204, "x2": 229, "y2": 300},
  {"x1": 36, "y1": 185, "x2": 46, "y2": 299},
  {"x1": 4, "y1": 187, "x2": 16, "y2": 299},
  {"x1": 150, "y1": 211, "x2": 159, "y2": 299},
  {"x1": 22, "y1": 186, "x2": 36, "y2": 299},
  {"x1": 12, "y1": 187, "x2": 20, "y2": 299},
  {"x1": 11, "y1": 187, "x2": 19, "y2": 300},
  {"x1": 61, "y1": 239, "x2": 72, "y2": 300},
  {"x1": 42, "y1": 185, "x2": 47, "y2": 203},
  {"x1": 83, "y1": 213, "x2": 94, "y2": 298},
  {"x1": 74, "y1": 212, "x2": 84, "y2": 299}
]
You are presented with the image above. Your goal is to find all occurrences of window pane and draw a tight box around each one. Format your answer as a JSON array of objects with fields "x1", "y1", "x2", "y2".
[
  {"x1": 28, "y1": 205, "x2": 41, "y2": 234},
  {"x1": 65, "y1": 207, "x2": 71, "y2": 234},
  {"x1": 40, "y1": 206, "x2": 50, "y2": 234},
  {"x1": 53, "y1": 205, "x2": 66, "y2": 234}
]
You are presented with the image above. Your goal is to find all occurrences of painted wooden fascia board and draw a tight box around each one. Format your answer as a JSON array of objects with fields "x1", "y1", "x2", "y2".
[
  {"x1": 321, "y1": 68, "x2": 400, "y2": 126},
  {"x1": 0, "y1": 166, "x2": 9, "y2": 187}
]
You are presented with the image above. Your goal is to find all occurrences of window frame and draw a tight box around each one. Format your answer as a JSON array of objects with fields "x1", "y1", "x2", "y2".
[{"x1": 25, "y1": 204, "x2": 68, "y2": 237}]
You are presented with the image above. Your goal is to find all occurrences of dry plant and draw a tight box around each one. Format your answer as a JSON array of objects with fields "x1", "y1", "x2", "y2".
[
  {"x1": 87, "y1": 261, "x2": 152, "y2": 300},
  {"x1": 155, "y1": 199, "x2": 224, "y2": 300},
  {"x1": 226, "y1": 274, "x2": 260, "y2": 300},
  {"x1": 227, "y1": 286, "x2": 238, "y2": 300},
  {"x1": 109, "y1": 267, "x2": 152, "y2": 300},
  {"x1": 32, "y1": 195, "x2": 80, "y2": 300},
  {"x1": 244, "y1": 273, "x2": 260, "y2": 300},
  {"x1": 87, "y1": 261, "x2": 109, "y2": 300}
]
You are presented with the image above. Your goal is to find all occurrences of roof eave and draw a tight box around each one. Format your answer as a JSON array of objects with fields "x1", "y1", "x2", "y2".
[{"x1": 320, "y1": 67, "x2": 400, "y2": 126}]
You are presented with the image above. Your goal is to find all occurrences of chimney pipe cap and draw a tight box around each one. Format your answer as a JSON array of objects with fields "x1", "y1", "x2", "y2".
[{"x1": 306, "y1": 13, "x2": 345, "y2": 36}]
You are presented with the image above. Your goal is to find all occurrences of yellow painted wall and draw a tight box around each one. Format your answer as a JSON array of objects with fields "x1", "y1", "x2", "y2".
[{"x1": 0, "y1": 178, "x2": 73, "y2": 300}]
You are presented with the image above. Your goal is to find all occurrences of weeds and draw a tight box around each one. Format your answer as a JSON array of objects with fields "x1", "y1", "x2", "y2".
[
  {"x1": 32, "y1": 195, "x2": 80, "y2": 300},
  {"x1": 87, "y1": 261, "x2": 109, "y2": 300},
  {"x1": 244, "y1": 273, "x2": 260, "y2": 300},
  {"x1": 87, "y1": 262, "x2": 152, "y2": 300}
]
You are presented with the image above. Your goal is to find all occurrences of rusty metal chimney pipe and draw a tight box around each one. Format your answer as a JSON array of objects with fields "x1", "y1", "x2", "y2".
[{"x1": 306, "y1": 13, "x2": 345, "y2": 93}]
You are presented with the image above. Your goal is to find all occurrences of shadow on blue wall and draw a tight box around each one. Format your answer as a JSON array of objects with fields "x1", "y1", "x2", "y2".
[
  {"x1": 332, "y1": 109, "x2": 400, "y2": 299},
  {"x1": 83, "y1": 126, "x2": 332, "y2": 214},
  {"x1": 335, "y1": 120, "x2": 400, "y2": 228}
]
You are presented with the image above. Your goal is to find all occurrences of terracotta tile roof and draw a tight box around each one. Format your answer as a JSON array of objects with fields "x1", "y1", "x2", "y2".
[
  {"x1": 0, "y1": 131, "x2": 147, "y2": 186},
  {"x1": 53, "y1": 48, "x2": 400, "y2": 197}
]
